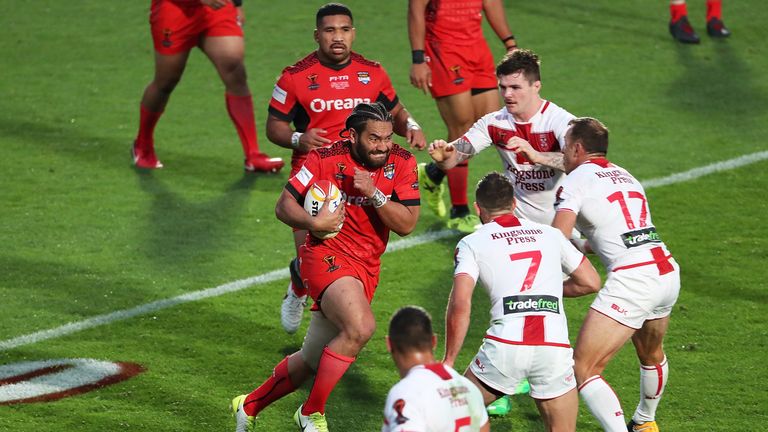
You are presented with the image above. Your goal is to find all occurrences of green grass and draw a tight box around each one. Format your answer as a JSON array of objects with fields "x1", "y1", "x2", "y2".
[{"x1": 1, "y1": 1, "x2": 767, "y2": 431}]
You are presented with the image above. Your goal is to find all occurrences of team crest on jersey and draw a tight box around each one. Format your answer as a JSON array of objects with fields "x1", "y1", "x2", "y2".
[
  {"x1": 383, "y1": 163, "x2": 395, "y2": 180},
  {"x1": 393, "y1": 399, "x2": 409, "y2": 424},
  {"x1": 357, "y1": 71, "x2": 371, "y2": 85},
  {"x1": 537, "y1": 134, "x2": 551, "y2": 151},
  {"x1": 323, "y1": 255, "x2": 340, "y2": 272},
  {"x1": 335, "y1": 163, "x2": 347, "y2": 181},
  {"x1": 307, "y1": 74, "x2": 320, "y2": 90},
  {"x1": 162, "y1": 29, "x2": 173, "y2": 48},
  {"x1": 450, "y1": 65, "x2": 465, "y2": 85}
]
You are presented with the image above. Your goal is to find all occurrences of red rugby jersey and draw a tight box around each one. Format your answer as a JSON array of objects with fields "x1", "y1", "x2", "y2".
[
  {"x1": 286, "y1": 140, "x2": 419, "y2": 268},
  {"x1": 269, "y1": 52, "x2": 399, "y2": 151},
  {"x1": 425, "y1": 0, "x2": 485, "y2": 45}
]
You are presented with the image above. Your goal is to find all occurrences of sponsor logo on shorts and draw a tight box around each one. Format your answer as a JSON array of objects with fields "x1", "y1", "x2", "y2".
[
  {"x1": 611, "y1": 303, "x2": 628, "y2": 315},
  {"x1": 621, "y1": 227, "x2": 661, "y2": 248},
  {"x1": 323, "y1": 255, "x2": 340, "y2": 272},
  {"x1": 162, "y1": 29, "x2": 172, "y2": 48},
  {"x1": 502, "y1": 295, "x2": 560, "y2": 315},
  {"x1": 474, "y1": 357, "x2": 485, "y2": 371},
  {"x1": 393, "y1": 399, "x2": 409, "y2": 424},
  {"x1": 450, "y1": 65, "x2": 464, "y2": 85}
]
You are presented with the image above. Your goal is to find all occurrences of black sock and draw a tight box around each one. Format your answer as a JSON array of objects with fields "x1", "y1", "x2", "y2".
[
  {"x1": 425, "y1": 162, "x2": 446, "y2": 184},
  {"x1": 450, "y1": 205, "x2": 469, "y2": 219}
]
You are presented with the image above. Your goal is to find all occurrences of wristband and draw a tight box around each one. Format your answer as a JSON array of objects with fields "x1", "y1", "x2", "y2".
[
  {"x1": 371, "y1": 188, "x2": 388, "y2": 208},
  {"x1": 411, "y1": 50, "x2": 425, "y2": 64},
  {"x1": 406, "y1": 117, "x2": 421, "y2": 131},
  {"x1": 502, "y1": 35, "x2": 516, "y2": 44},
  {"x1": 233, "y1": 0, "x2": 242, "y2": 6},
  {"x1": 290, "y1": 132, "x2": 303, "y2": 149}
]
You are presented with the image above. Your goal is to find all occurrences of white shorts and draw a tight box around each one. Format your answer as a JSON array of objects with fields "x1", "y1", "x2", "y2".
[
  {"x1": 592, "y1": 259, "x2": 680, "y2": 329},
  {"x1": 299, "y1": 311, "x2": 339, "y2": 370},
  {"x1": 469, "y1": 338, "x2": 576, "y2": 400}
]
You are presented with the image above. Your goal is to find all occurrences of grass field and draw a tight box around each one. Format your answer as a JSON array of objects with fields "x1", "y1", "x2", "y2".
[{"x1": 1, "y1": 1, "x2": 767, "y2": 431}]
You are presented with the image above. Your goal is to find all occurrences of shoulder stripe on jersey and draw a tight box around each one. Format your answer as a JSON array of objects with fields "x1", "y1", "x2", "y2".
[
  {"x1": 389, "y1": 144, "x2": 413, "y2": 160},
  {"x1": 541, "y1": 100, "x2": 550, "y2": 113},
  {"x1": 286, "y1": 52, "x2": 319, "y2": 74},
  {"x1": 285, "y1": 183, "x2": 304, "y2": 205},
  {"x1": 350, "y1": 52, "x2": 381, "y2": 68},
  {"x1": 423, "y1": 363, "x2": 452, "y2": 380}
]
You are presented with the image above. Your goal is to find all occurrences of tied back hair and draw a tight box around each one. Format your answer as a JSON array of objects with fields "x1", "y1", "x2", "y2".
[{"x1": 340, "y1": 102, "x2": 392, "y2": 138}]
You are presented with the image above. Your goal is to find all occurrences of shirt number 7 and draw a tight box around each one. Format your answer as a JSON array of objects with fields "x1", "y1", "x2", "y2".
[{"x1": 509, "y1": 251, "x2": 542, "y2": 292}]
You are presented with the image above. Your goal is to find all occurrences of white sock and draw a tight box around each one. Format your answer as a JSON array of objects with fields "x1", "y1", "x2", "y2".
[
  {"x1": 579, "y1": 375, "x2": 627, "y2": 432},
  {"x1": 633, "y1": 356, "x2": 669, "y2": 423}
]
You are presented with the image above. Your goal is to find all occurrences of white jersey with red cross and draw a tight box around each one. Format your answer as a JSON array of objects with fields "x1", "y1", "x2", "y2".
[
  {"x1": 554, "y1": 158, "x2": 673, "y2": 271},
  {"x1": 454, "y1": 214, "x2": 585, "y2": 347},
  {"x1": 382, "y1": 363, "x2": 487, "y2": 432},
  {"x1": 463, "y1": 101, "x2": 575, "y2": 224}
]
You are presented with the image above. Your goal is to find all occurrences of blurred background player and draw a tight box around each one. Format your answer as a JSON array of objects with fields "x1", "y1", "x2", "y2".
[
  {"x1": 444, "y1": 172, "x2": 600, "y2": 432},
  {"x1": 408, "y1": 0, "x2": 517, "y2": 233},
  {"x1": 231, "y1": 103, "x2": 420, "y2": 432},
  {"x1": 268, "y1": 3, "x2": 426, "y2": 334},
  {"x1": 132, "y1": 0, "x2": 283, "y2": 172},
  {"x1": 669, "y1": 0, "x2": 730, "y2": 44},
  {"x1": 552, "y1": 118, "x2": 681, "y2": 432},
  {"x1": 383, "y1": 306, "x2": 489, "y2": 432},
  {"x1": 427, "y1": 50, "x2": 575, "y2": 230}
]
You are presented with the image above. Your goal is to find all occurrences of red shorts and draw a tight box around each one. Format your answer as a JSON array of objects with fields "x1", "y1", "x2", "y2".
[
  {"x1": 150, "y1": 0, "x2": 243, "y2": 55},
  {"x1": 425, "y1": 39, "x2": 497, "y2": 98},
  {"x1": 299, "y1": 245, "x2": 380, "y2": 312}
]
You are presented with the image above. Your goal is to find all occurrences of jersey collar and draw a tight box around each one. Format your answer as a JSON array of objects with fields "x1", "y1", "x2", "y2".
[{"x1": 492, "y1": 214, "x2": 522, "y2": 227}]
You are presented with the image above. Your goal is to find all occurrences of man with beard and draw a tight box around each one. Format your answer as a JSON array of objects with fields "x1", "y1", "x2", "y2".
[
  {"x1": 267, "y1": 2, "x2": 426, "y2": 335},
  {"x1": 231, "y1": 102, "x2": 421, "y2": 432}
]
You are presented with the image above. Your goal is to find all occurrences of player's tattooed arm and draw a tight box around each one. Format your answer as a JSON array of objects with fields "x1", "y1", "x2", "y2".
[
  {"x1": 453, "y1": 137, "x2": 475, "y2": 163},
  {"x1": 506, "y1": 136, "x2": 565, "y2": 171},
  {"x1": 428, "y1": 137, "x2": 475, "y2": 170}
]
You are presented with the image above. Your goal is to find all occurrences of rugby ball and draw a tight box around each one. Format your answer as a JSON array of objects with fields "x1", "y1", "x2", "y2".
[{"x1": 304, "y1": 180, "x2": 343, "y2": 239}]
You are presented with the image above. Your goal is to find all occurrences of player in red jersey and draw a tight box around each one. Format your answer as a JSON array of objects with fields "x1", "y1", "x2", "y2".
[
  {"x1": 409, "y1": 0, "x2": 517, "y2": 233},
  {"x1": 269, "y1": 3, "x2": 426, "y2": 334},
  {"x1": 132, "y1": 0, "x2": 283, "y2": 172},
  {"x1": 231, "y1": 102, "x2": 420, "y2": 431}
]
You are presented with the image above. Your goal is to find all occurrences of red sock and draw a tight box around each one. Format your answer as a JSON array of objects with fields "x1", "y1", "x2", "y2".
[
  {"x1": 135, "y1": 105, "x2": 163, "y2": 152},
  {"x1": 446, "y1": 161, "x2": 469, "y2": 207},
  {"x1": 669, "y1": 2, "x2": 688, "y2": 23},
  {"x1": 706, "y1": 0, "x2": 722, "y2": 21},
  {"x1": 302, "y1": 347, "x2": 354, "y2": 415},
  {"x1": 291, "y1": 282, "x2": 308, "y2": 297},
  {"x1": 225, "y1": 93, "x2": 260, "y2": 159},
  {"x1": 243, "y1": 356, "x2": 297, "y2": 417}
]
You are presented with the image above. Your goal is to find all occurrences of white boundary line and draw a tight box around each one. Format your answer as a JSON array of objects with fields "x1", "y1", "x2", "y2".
[{"x1": 2, "y1": 150, "x2": 767, "y2": 352}]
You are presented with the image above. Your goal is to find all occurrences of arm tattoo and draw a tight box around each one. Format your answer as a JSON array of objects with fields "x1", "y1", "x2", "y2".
[
  {"x1": 453, "y1": 138, "x2": 475, "y2": 163},
  {"x1": 538, "y1": 152, "x2": 565, "y2": 171}
]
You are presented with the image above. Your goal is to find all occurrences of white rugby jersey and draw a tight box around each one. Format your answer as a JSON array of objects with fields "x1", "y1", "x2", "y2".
[
  {"x1": 554, "y1": 158, "x2": 673, "y2": 271},
  {"x1": 382, "y1": 363, "x2": 487, "y2": 432},
  {"x1": 454, "y1": 214, "x2": 584, "y2": 346},
  {"x1": 463, "y1": 100, "x2": 574, "y2": 224}
]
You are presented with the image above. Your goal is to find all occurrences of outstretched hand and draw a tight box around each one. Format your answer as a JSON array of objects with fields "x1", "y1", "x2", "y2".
[{"x1": 428, "y1": 139, "x2": 455, "y2": 163}]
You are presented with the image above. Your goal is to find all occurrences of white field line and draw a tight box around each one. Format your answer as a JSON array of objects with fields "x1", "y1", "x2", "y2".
[{"x1": 2, "y1": 150, "x2": 767, "y2": 352}]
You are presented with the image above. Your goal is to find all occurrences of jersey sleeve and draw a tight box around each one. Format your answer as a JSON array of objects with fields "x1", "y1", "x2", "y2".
[
  {"x1": 453, "y1": 238, "x2": 479, "y2": 281},
  {"x1": 554, "y1": 173, "x2": 584, "y2": 215},
  {"x1": 375, "y1": 66, "x2": 399, "y2": 112},
  {"x1": 391, "y1": 153, "x2": 420, "y2": 206},
  {"x1": 268, "y1": 70, "x2": 298, "y2": 121},
  {"x1": 286, "y1": 150, "x2": 321, "y2": 201},
  {"x1": 462, "y1": 114, "x2": 494, "y2": 154},
  {"x1": 558, "y1": 231, "x2": 585, "y2": 275},
  {"x1": 553, "y1": 107, "x2": 576, "y2": 150},
  {"x1": 382, "y1": 387, "x2": 427, "y2": 432}
]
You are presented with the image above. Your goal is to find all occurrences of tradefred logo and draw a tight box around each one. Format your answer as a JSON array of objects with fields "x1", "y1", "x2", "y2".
[
  {"x1": 0, "y1": 358, "x2": 144, "y2": 405},
  {"x1": 621, "y1": 227, "x2": 661, "y2": 248},
  {"x1": 502, "y1": 295, "x2": 560, "y2": 315}
]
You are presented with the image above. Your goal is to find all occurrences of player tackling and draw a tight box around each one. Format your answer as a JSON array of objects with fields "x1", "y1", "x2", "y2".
[
  {"x1": 231, "y1": 102, "x2": 420, "y2": 432},
  {"x1": 445, "y1": 172, "x2": 600, "y2": 432},
  {"x1": 552, "y1": 117, "x2": 681, "y2": 432}
]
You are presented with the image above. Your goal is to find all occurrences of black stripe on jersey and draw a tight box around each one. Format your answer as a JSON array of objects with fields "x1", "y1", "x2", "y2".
[
  {"x1": 268, "y1": 105, "x2": 311, "y2": 134},
  {"x1": 376, "y1": 93, "x2": 399, "y2": 112},
  {"x1": 391, "y1": 189, "x2": 420, "y2": 206},
  {"x1": 285, "y1": 183, "x2": 305, "y2": 207}
]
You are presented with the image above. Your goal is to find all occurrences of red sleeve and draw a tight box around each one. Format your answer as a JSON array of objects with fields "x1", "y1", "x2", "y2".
[
  {"x1": 375, "y1": 66, "x2": 399, "y2": 111},
  {"x1": 286, "y1": 149, "x2": 322, "y2": 199},
  {"x1": 391, "y1": 153, "x2": 419, "y2": 206},
  {"x1": 268, "y1": 70, "x2": 298, "y2": 121}
]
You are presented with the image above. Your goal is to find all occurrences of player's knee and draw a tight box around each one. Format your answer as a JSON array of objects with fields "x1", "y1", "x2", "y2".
[
  {"x1": 346, "y1": 318, "x2": 376, "y2": 346},
  {"x1": 155, "y1": 77, "x2": 181, "y2": 95}
]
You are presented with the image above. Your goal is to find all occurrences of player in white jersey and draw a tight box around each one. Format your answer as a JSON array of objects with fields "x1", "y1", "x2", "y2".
[
  {"x1": 427, "y1": 49, "x2": 575, "y2": 225},
  {"x1": 383, "y1": 306, "x2": 489, "y2": 432},
  {"x1": 444, "y1": 172, "x2": 601, "y2": 432},
  {"x1": 552, "y1": 118, "x2": 681, "y2": 432}
]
